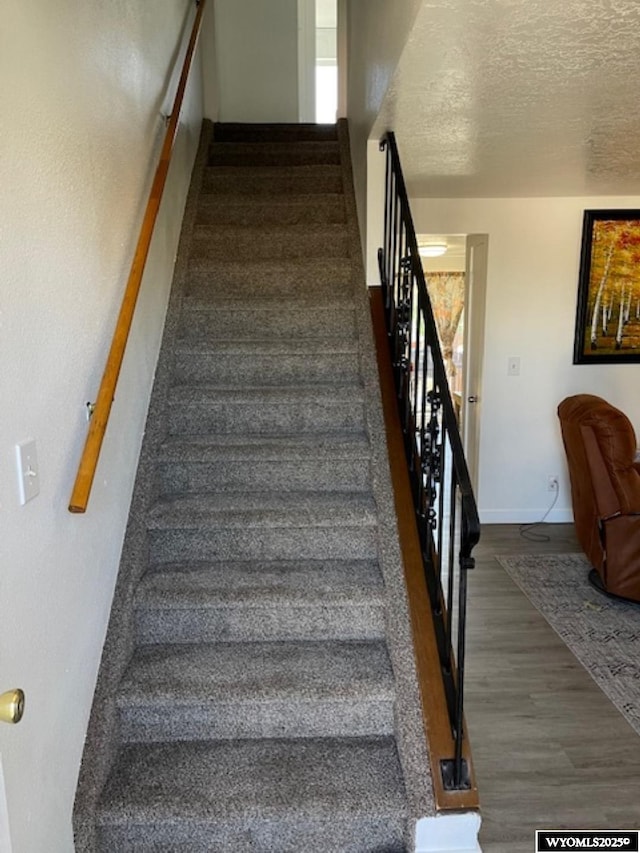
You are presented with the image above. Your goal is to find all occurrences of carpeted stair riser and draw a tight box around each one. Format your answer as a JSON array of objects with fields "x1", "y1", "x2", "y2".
[
  {"x1": 147, "y1": 523, "x2": 378, "y2": 565},
  {"x1": 209, "y1": 141, "x2": 340, "y2": 167},
  {"x1": 97, "y1": 738, "x2": 405, "y2": 853},
  {"x1": 190, "y1": 223, "x2": 350, "y2": 261},
  {"x1": 116, "y1": 640, "x2": 395, "y2": 742},
  {"x1": 145, "y1": 491, "x2": 379, "y2": 566},
  {"x1": 196, "y1": 194, "x2": 346, "y2": 226},
  {"x1": 140, "y1": 556, "x2": 384, "y2": 587},
  {"x1": 213, "y1": 122, "x2": 338, "y2": 143},
  {"x1": 166, "y1": 386, "x2": 366, "y2": 435},
  {"x1": 135, "y1": 596, "x2": 386, "y2": 646},
  {"x1": 157, "y1": 441, "x2": 372, "y2": 495},
  {"x1": 202, "y1": 165, "x2": 343, "y2": 195},
  {"x1": 134, "y1": 558, "x2": 386, "y2": 645},
  {"x1": 177, "y1": 302, "x2": 356, "y2": 342},
  {"x1": 172, "y1": 346, "x2": 360, "y2": 386},
  {"x1": 118, "y1": 693, "x2": 394, "y2": 743},
  {"x1": 186, "y1": 259, "x2": 352, "y2": 299},
  {"x1": 157, "y1": 460, "x2": 368, "y2": 496}
]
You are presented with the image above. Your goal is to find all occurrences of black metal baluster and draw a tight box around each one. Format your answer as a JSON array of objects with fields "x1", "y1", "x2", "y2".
[
  {"x1": 378, "y1": 131, "x2": 479, "y2": 793},
  {"x1": 446, "y1": 459, "x2": 457, "y2": 658},
  {"x1": 411, "y1": 277, "x2": 421, "y2": 467},
  {"x1": 382, "y1": 144, "x2": 392, "y2": 305}
]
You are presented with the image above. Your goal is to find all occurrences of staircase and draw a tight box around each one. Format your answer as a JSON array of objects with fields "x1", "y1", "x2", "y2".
[{"x1": 75, "y1": 121, "x2": 434, "y2": 852}]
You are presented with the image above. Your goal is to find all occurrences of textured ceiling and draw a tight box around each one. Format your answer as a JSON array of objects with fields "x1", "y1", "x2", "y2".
[{"x1": 372, "y1": 0, "x2": 640, "y2": 197}]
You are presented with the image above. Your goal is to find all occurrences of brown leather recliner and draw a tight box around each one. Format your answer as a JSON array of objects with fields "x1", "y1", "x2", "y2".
[{"x1": 558, "y1": 394, "x2": 640, "y2": 603}]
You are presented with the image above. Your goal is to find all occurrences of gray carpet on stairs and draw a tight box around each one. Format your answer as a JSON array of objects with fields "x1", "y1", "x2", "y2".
[{"x1": 73, "y1": 120, "x2": 434, "y2": 852}]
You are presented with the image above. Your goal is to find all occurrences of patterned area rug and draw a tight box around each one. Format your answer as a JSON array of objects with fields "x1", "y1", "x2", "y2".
[{"x1": 497, "y1": 553, "x2": 640, "y2": 736}]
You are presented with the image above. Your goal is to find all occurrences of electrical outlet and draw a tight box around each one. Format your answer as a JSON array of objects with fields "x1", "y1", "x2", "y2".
[{"x1": 547, "y1": 474, "x2": 559, "y2": 492}]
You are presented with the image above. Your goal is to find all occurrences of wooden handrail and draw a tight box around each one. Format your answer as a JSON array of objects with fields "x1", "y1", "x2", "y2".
[{"x1": 69, "y1": 0, "x2": 207, "y2": 513}]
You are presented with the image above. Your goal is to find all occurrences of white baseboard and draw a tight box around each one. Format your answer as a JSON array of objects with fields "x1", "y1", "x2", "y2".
[
  {"x1": 479, "y1": 507, "x2": 573, "y2": 524},
  {"x1": 415, "y1": 812, "x2": 482, "y2": 852}
]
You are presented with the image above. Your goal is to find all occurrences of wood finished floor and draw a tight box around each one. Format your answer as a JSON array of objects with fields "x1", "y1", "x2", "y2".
[{"x1": 466, "y1": 523, "x2": 640, "y2": 852}]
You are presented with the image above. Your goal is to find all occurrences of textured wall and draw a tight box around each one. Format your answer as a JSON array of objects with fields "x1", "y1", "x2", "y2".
[
  {"x1": 346, "y1": 0, "x2": 423, "y2": 245},
  {"x1": 0, "y1": 2, "x2": 203, "y2": 850},
  {"x1": 412, "y1": 195, "x2": 640, "y2": 525},
  {"x1": 373, "y1": 0, "x2": 640, "y2": 198},
  {"x1": 214, "y1": 0, "x2": 299, "y2": 122},
  {"x1": 352, "y1": 0, "x2": 640, "y2": 278}
]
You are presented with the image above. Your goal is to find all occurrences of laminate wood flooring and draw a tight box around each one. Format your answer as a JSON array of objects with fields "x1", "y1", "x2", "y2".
[{"x1": 466, "y1": 523, "x2": 640, "y2": 852}]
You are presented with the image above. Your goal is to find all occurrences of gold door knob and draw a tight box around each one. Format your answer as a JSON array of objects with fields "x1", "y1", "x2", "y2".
[{"x1": 0, "y1": 690, "x2": 25, "y2": 724}]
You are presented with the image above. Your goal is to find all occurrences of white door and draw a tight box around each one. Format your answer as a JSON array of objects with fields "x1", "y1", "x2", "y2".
[{"x1": 461, "y1": 234, "x2": 488, "y2": 494}]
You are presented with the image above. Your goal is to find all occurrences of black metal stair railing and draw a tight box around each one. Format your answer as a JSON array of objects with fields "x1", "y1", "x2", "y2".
[{"x1": 378, "y1": 131, "x2": 480, "y2": 791}]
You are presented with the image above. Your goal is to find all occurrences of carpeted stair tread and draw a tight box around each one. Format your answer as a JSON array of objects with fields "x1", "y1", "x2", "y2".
[
  {"x1": 209, "y1": 141, "x2": 340, "y2": 167},
  {"x1": 146, "y1": 491, "x2": 378, "y2": 530},
  {"x1": 213, "y1": 121, "x2": 338, "y2": 143},
  {"x1": 196, "y1": 193, "x2": 346, "y2": 226},
  {"x1": 96, "y1": 738, "x2": 406, "y2": 852},
  {"x1": 116, "y1": 640, "x2": 395, "y2": 741}
]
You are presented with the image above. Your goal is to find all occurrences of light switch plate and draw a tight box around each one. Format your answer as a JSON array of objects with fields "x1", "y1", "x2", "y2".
[{"x1": 16, "y1": 440, "x2": 40, "y2": 505}]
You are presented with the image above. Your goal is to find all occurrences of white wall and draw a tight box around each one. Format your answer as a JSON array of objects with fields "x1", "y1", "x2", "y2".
[
  {"x1": 202, "y1": 0, "x2": 220, "y2": 121},
  {"x1": 412, "y1": 196, "x2": 640, "y2": 524},
  {"x1": 214, "y1": 0, "x2": 299, "y2": 122},
  {"x1": 0, "y1": 2, "x2": 204, "y2": 850},
  {"x1": 346, "y1": 0, "x2": 423, "y2": 240}
]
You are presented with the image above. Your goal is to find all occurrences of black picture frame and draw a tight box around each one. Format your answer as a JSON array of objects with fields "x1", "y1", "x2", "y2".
[{"x1": 574, "y1": 209, "x2": 640, "y2": 364}]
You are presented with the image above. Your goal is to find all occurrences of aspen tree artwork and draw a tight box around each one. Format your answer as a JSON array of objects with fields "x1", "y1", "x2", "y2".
[{"x1": 574, "y1": 210, "x2": 640, "y2": 363}]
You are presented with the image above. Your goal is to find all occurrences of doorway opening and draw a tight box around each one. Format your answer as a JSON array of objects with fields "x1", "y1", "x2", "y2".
[
  {"x1": 315, "y1": 0, "x2": 337, "y2": 122},
  {"x1": 416, "y1": 233, "x2": 488, "y2": 494},
  {"x1": 417, "y1": 234, "x2": 466, "y2": 410},
  {"x1": 298, "y1": 0, "x2": 337, "y2": 123}
]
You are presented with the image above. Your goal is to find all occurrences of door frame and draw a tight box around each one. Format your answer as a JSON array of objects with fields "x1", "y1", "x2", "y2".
[
  {"x1": 462, "y1": 233, "x2": 488, "y2": 495},
  {"x1": 297, "y1": 0, "x2": 316, "y2": 122}
]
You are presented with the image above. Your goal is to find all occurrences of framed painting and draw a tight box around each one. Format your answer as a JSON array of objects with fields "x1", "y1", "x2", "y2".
[{"x1": 573, "y1": 209, "x2": 640, "y2": 364}]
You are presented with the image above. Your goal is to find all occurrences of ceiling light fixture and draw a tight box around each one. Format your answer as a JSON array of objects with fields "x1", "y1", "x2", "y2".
[{"x1": 418, "y1": 242, "x2": 448, "y2": 258}]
